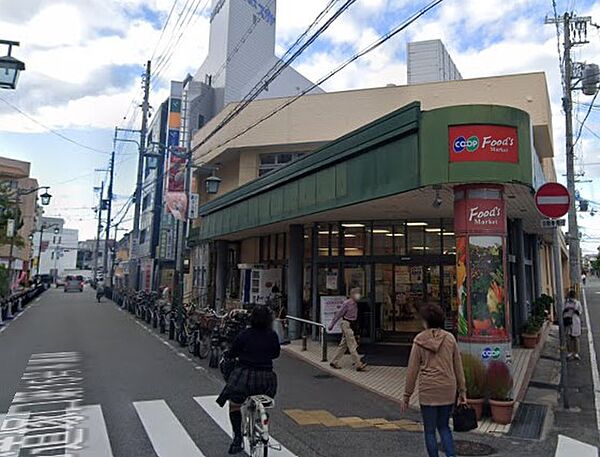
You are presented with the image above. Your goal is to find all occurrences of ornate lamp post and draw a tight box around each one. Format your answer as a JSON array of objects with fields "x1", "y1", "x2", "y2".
[{"x1": 0, "y1": 40, "x2": 25, "y2": 90}]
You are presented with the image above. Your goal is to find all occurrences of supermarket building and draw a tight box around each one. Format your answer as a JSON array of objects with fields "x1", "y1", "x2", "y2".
[{"x1": 188, "y1": 72, "x2": 566, "y2": 356}]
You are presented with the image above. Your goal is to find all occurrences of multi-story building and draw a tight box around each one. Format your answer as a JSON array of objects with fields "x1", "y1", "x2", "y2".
[
  {"x1": 76, "y1": 239, "x2": 114, "y2": 274},
  {"x1": 137, "y1": 0, "x2": 321, "y2": 292},
  {"x1": 407, "y1": 39, "x2": 462, "y2": 85},
  {"x1": 32, "y1": 217, "x2": 78, "y2": 280},
  {"x1": 0, "y1": 156, "x2": 40, "y2": 289},
  {"x1": 188, "y1": 71, "x2": 565, "y2": 360}
]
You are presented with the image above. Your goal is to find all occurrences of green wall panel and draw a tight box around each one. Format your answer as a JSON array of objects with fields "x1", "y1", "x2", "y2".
[{"x1": 194, "y1": 102, "x2": 537, "y2": 241}]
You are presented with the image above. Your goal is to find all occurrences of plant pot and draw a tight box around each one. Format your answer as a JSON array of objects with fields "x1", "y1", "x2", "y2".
[
  {"x1": 467, "y1": 398, "x2": 484, "y2": 421},
  {"x1": 489, "y1": 399, "x2": 515, "y2": 425},
  {"x1": 521, "y1": 333, "x2": 538, "y2": 349}
]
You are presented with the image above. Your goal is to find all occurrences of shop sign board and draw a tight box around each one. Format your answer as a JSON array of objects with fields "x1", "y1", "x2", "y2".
[
  {"x1": 320, "y1": 296, "x2": 346, "y2": 334},
  {"x1": 449, "y1": 125, "x2": 519, "y2": 163},
  {"x1": 535, "y1": 183, "x2": 570, "y2": 219},
  {"x1": 455, "y1": 198, "x2": 506, "y2": 234}
]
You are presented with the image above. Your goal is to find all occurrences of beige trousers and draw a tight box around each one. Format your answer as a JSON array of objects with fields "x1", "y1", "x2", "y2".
[{"x1": 331, "y1": 320, "x2": 362, "y2": 365}]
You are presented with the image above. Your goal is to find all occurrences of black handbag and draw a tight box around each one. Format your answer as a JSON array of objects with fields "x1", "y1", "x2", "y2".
[{"x1": 452, "y1": 405, "x2": 478, "y2": 432}]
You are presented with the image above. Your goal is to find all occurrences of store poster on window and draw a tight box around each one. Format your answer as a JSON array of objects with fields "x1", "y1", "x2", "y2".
[
  {"x1": 456, "y1": 236, "x2": 468, "y2": 337},
  {"x1": 410, "y1": 266, "x2": 423, "y2": 284},
  {"x1": 468, "y1": 236, "x2": 507, "y2": 339},
  {"x1": 320, "y1": 296, "x2": 346, "y2": 334}
]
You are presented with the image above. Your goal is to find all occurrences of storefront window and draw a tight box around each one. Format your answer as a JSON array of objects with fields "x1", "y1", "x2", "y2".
[
  {"x1": 425, "y1": 221, "x2": 442, "y2": 255},
  {"x1": 393, "y1": 223, "x2": 406, "y2": 255},
  {"x1": 407, "y1": 222, "x2": 426, "y2": 255},
  {"x1": 442, "y1": 221, "x2": 456, "y2": 255},
  {"x1": 342, "y1": 223, "x2": 366, "y2": 256},
  {"x1": 318, "y1": 224, "x2": 339, "y2": 257},
  {"x1": 304, "y1": 227, "x2": 312, "y2": 259},
  {"x1": 372, "y1": 224, "x2": 394, "y2": 255}
]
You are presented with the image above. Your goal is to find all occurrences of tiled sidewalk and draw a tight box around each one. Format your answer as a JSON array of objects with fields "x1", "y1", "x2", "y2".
[{"x1": 284, "y1": 338, "x2": 537, "y2": 436}]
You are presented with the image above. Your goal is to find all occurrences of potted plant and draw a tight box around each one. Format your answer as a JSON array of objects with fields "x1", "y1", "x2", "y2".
[
  {"x1": 521, "y1": 320, "x2": 540, "y2": 349},
  {"x1": 462, "y1": 353, "x2": 486, "y2": 420},
  {"x1": 487, "y1": 361, "x2": 514, "y2": 424}
]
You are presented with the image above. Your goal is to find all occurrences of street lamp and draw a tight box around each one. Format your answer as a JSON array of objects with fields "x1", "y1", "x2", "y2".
[
  {"x1": 39, "y1": 189, "x2": 52, "y2": 206},
  {"x1": 204, "y1": 174, "x2": 221, "y2": 195},
  {"x1": 0, "y1": 40, "x2": 25, "y2": 90}
]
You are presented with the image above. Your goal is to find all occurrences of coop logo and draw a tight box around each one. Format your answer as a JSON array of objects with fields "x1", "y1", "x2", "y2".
[
  {"x1": 449, "y1": 125, "x2": 519, "y2": 164},
  {"x1": 482, "y1": 347, "x2": 492, "y2": 360},
  {"x1": 453, "y1": 135, "x2": 479, "y2": 153}
]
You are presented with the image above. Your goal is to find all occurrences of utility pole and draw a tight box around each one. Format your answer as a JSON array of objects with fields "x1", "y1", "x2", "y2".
[
  {"x1": 92, "y1": 181, "x2": 104, "y2": 283},
  {"x1": 103, "y1": 131, "x2": 116, "y2": 287},
  {"x1": 546, "y1": 12, "x2": 597, "y2": 293},
  {"x1": 131, "y1": 60, "x2": 151, "y2": 291}
]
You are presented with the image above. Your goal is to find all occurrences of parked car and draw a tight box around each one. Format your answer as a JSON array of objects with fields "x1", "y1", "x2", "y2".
[
  {"x1": 55, "y1": 277, "x2": 66, "y2": 288},
  {"x1": 65, "y1": 275, "x2": 84, "y2": 293}
]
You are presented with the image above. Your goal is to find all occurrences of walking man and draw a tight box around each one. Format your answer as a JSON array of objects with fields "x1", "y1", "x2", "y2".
[{"x1": 328, "y1": 287, "x2": 367, "y2": 371}]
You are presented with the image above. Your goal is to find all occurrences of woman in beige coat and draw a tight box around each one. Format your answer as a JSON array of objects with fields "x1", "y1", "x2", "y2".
[{"x1": 401, "y1": 304, "x2": 467, "y2": 457}]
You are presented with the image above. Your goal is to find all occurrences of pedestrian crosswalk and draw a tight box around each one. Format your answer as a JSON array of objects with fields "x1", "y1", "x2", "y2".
[
  {"x1": 0, "y1": 396, "x2": 299, "y2": 457},
  {"x1": 555, "y1": 435, "x2": 598, "y2": 457}
]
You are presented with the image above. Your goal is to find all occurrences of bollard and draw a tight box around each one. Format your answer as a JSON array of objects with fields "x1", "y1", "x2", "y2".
[
  {"x1": 320, "y1": 327, "x2": 328, "y2": 362},
  {"x1": 6, "y1": 300, "x2": 13, "y2": 320},
  {"x1": 0, "y1": 303, "x2": 4, "y2": 326},
  {"x1": 17, "y1": 298, "x2": 23, "y2": 313},
  {"x1": 302, "y1": 334, "x2": 307, "y2": 351}
]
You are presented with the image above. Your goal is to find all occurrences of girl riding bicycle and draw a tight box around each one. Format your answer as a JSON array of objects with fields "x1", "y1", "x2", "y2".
[{"x1": 217, "y1": 305, "x2": 281, "y2": 455}]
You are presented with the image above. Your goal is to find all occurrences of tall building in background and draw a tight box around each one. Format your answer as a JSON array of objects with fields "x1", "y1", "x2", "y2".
[
  {"x1": 407, "y1": 39, "x2": 462, "y2": 85},
  {"x1": 33, "y1": 217, "x2": 78, "y2": 279},
  {"x1": 181, "y1": 0, "x2": 323, "y2": 148}
]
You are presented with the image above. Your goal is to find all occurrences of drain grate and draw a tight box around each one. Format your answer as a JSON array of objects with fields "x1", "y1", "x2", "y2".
[
  {"x1": 507, "y1": 403, "x2": 547, "y2": 440},
  {"x1": 443, "y1": 440, "x2": 496, "y2": 456},
  {"x1": 313, "y1": 374, "x2": 334, "y2": 379}
]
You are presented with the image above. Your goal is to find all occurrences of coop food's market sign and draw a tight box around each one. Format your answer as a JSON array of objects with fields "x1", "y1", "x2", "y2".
[
  {"x1": 449, "y1": 125, "x2": 519, "y2": 163},
  {"x1": 455, "y1": 198, "x2": 506, "y2": 234}
]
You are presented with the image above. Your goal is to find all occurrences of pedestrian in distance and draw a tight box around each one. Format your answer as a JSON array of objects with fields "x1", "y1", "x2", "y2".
[
  {"x1": 563, "y1": 289, "x2": 583, "y2": 361},
  {"x1": 328, "y1": 287, "x2": 367, "y2": 371},
  {"x1": 96, "y1": 281, "x2": 104, "y2": 303},
  {"x1": 402, "y1": 304, "x2": 467, "y2": 457},
  {"x1": 582, "y1": 272, "x2": 587, "y2": 286}
]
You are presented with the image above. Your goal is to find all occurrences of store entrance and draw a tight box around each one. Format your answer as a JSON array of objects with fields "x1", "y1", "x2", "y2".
[{"x1": 375, "y1": 261, "x2": 456, "y2": 342}]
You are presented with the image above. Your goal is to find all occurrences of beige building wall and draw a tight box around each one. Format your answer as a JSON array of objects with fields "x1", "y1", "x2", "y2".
[
  {"x1": 0, "y1": 157, "x2": 39, "y2": 270},
  {"x1": 192, "y1": 72, "x2": 554, "y2": 169}
]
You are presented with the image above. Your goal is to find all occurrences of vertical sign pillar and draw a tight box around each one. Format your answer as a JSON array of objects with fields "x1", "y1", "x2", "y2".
[{"x1": 454, "y1": 184, "x2": 512, "y2": 366}]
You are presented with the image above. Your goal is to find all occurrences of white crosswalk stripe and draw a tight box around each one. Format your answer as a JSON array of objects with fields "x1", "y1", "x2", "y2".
[
  {"x1": 74, "y1": 405, "x2": 115, "y2": 457},
  {"x1": 194, "y1": 395, "x2": 299, "y2": 457},
  {"x1": 555, "y1": 435, "x2": 598, "y2": 457},
  {"x1": 134, "y1": 400, "x2": 206, "y2": 457}
]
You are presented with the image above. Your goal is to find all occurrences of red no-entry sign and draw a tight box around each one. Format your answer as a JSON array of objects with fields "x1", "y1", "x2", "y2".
[{"x1": 535, "y1": 183, "x2": 571, "y2": 219}]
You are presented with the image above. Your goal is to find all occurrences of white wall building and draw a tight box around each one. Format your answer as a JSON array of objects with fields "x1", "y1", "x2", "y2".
[
  {"x1": 32, "y1": 217, "x2": 78, "y2": 279},
  {"x1": 407, "y1": 39, "x2": 462, "y2": 85}
]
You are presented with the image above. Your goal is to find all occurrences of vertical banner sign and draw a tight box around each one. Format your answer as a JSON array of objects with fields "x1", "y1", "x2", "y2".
[
  {"x1": 165, "y1": 81, "x2": 187, "y2": 221},
  {"x1": 6, "y1": 219, "x2": 15, "y2": 238},
  {"x1": 189, "y1": 193, "x2": 200, "y2": 219}
]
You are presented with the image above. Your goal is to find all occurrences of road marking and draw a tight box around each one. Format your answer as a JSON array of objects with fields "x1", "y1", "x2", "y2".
[
  {"x1": 555, "y1": 434, "x2": 597, "y2": 456},
  {"x1": 0, "y1": 412, "x2": 31, "y2": 456},
  {"x1": 73, "y1": 405, "x2": 114, "y2": 457},
  {"x1": 194, "y1": 396, "x2": 298, "y2": 457},
  {"x1": 581, "y1": 288, "x2": 600, "y2": 436},
  {"x1": 134, "y1": 400, "x2": 206, "y2": 457}
]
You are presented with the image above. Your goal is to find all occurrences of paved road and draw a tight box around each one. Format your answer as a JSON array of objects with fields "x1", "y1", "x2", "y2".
[{"x1": 0, "y1": 288, "x2": 564, "y2": 456}]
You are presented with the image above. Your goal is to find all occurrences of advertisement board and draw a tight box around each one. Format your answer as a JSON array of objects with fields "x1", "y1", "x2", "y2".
[
  {"x1": 320, "y1": 296, "x2": 346, "y2": 334},
  {"x1": 449, "y1": 125, "x2": 518, "y2": 164}
]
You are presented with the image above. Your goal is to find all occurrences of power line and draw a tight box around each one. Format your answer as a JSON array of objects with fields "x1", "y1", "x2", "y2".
[
  {"x1": 0, "y1": 95, "x2": 111, "y2": 155},
  {"x1": 151, "y1": 0, "x2": 181, "y2": 61},
  {"x1": 551, "y1": 0, "x2": 566, "y2": 94},
  {"x1": 196, "y1": 0, "x2": 446, "y2": 158},
  {"x1": 573, "y1": 89, "x2": 600, "y2": 147},
  {"x1": 195, "y1": 0, "x2": 358, "y2": 151}
]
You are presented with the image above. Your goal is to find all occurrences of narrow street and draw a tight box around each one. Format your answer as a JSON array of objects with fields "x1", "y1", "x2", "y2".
[{"x1": 0, "y1": 288, "x2": 560, "y2": 457}]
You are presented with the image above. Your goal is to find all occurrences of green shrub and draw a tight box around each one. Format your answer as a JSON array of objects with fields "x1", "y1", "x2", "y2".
[
  {"x1": 462, "y1": 353, "x2": 486, "y2": 399},
  {"x1": 486, "y1": 361, "x2": 513, "y2": 401}
]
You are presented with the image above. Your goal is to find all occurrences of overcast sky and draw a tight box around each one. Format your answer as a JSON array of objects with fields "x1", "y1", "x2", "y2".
[{"x1": 1, "y1": 0, "x2": 600, "y2": 253}]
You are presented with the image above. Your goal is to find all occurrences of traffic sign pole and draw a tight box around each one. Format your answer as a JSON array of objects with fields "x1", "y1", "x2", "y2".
[{"x1": 535, "y1": 182, "x2": 570, "y2": 410}]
